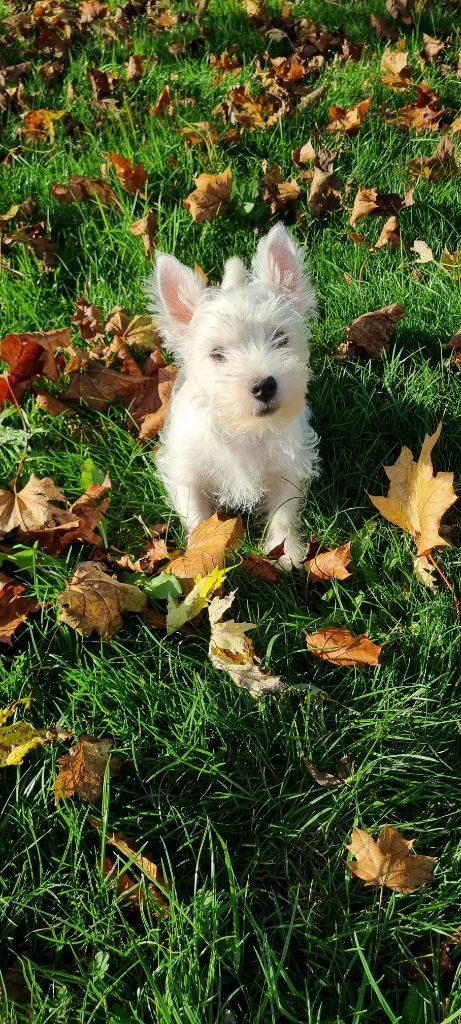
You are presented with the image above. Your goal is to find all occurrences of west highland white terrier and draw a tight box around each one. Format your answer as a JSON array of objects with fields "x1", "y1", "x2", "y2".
[{"x1": 147, "y1": 223, "x2": 319, "y2": 569}]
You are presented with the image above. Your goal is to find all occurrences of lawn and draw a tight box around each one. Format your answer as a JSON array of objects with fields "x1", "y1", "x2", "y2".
[{"x1": 1, "y1": 0, "x2": 461, "y2": 1021}]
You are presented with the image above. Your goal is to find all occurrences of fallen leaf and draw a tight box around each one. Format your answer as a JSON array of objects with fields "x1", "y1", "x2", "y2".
[
  {"x1": 408, "y1": 137, "x2": 458, "y2": 181},
  {"x1": 20, "y1": 107, "x2": 65, "y2": 142},
  {"x1": 104, "y1": 829, "x2": 169, "y2": 913},
  {"x1": 52, "y1": 175, "x2": 121, "y2": 207},
  {"x1": 208, "y1": 590, "x2": 284, "y2": 696},
  {"x1": 35, "y1": 392, "x2": 76, "y2": 416},
  {"x1": 149, "y1": 84, "x2": 174, "y2": 117},
  {"x1": 242, "y1": 553, "x2": 279, "y2": 583},
  {"x1": 450, "y1": 115, "x2": 461, "y2": 135},
  {"x1": 127, "y1": 350, "x2": 177, "y2": 438},
  {"x1": 380, "y1": 47, "x2": 413, "y2": 89},
  {"x1": 337, "y1": 303, "x2": 404, "y2": 359},
  {"x1": 54, "y1": 735, "x2": 121, "y2": 801},
  {"x1": 301, "y1": 752, "x2": 351, "y2": 787},
  {"x1": 385, "y1": 0, "x2": 414, "y2": 23},
  {"x1": 184, "y1": 167, "x2": 232, "y2": 222},
  {"x1": 441, "y1": 248, "x2": 461, "y2": 280},
  {"x1": 370, "y1": 13, "x2": 398, "y2": 40},
  {"x1": 105, "y1": 151, "x2": 148, "y2": 195},
  {"x1": 88, "y1": 66, "x2": 118, "y2": 101},
  {"x1": 0, "y1": 698, "x2": 71, "y2": 767},
  {"x1": 305, "y1": 542, "x2": 352, "y2": 582},
  {"x1": 326, "y1": 96, "x2": 372, "y2": 132},
  {"x1": 50, "y1": 472, "x2": 111, "y2": 552},
  {"x1": 128, "y1": 210, "x2": 156, "y2": 258},
  {"x1": 349, "y1": 185, "x2": 413, "y2": 227},
  {"x1": 411, "y1": 239, "x2": 434, "y2": 263},
  {"x1": 0, "y1": 573, "x2": 39, "y2": 645},
  {"x1": 103, "y1": 853, "x2": 144, "y2": 911},
  {"x1": 178, "y1": 121, "x2": 218, "y2": 147},
  {"x1": 421, "y1": 33, "x2": 446, "y2": 61},
  {"x1": 413, "y1": 554, "x2": 437, "y2": 591},
  {"x1": 71, "y1": 299, "x2": 105, "y2": 343},
  {"x1": 371, "y1": 215, "x2": 400, "y2": 251},
  {"x1": 1, "y1": 221, "x2": 56, "y2": 271},
  {"x1": 393, "y1": 84, "x2": 445, "y2": 131},
  {"x1": 166, "y1": 566, "x2": 227, "y2": 633},
  {"x1": 368, "y1": 422, "x2": 457, "y2": 556},
  {"x1": 292, "y1": 139, "x2": 316, "y2": 165},
  {"x1": 62, "y1": 362, "x2": 148, "y2": 411},
  {"x1": 0, "y1": 328, "x2": 72, "y2": 388},
  {"x1": 126, "y1": 54, "x2": 146, "y2": 80},
  {"x1": 261, "y1": 162, "x2": 300, "y2": 213},
  {"x1": 0, "y1": 474, "x2": 78, "y2": 535},
  {"x1": 346, "y1": 825, "x2": 435, "y2": 892},
  {"x1": 305, "y1": 626, "x2": 381, "y2": 667},
  {"x1": 165, "y1": 512, "x2": 244, "y2": 585},
  {"x1": 58, "y1": 561, "x2": 147, "y2": 638},
  {"x1": 216, "y1": 82, "x2": 287, "y2": 131},
  {"x1": 105, "y1": 308, "x2": 160, "y2": 351},
  {"x1": 309, "y1": 150, "x2": 342, "y2": 216}
]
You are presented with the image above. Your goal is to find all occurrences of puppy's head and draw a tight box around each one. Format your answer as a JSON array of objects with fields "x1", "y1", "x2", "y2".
[{"x1": 147, "y1": 223, "x2": 316, "y2": 434}]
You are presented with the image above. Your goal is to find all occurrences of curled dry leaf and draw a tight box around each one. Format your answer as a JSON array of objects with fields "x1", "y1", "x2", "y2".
[
  {"x1": 242, "y1": 554, "x2": 279, "y2": 583},
  {"x1": 301, "y1": 752, "x2": 351, "y2": 787},
  {"x1": 326, "y1": 96, "x2": 372, "y2": 133},
  {"x1": 346, "y1": 825, "x2": 435, "y2": 892},
  {"x1": 208, "y1": 590, "x2": 284, "y2": 697},
  {"x1": 386, "y1": 0, "x2": 414, "y2": 24},
  {"x1": 292, "y1": 139, "x2": 316, "y2": 165},
  {"x1": 261, "y1": 162, "x2": 300, "y2": 213},
  {"x1": 165, "y1": 512, "x2": 244, "y2": 586},
  {"x1": 150, "y1": 84, "x2": 174, "y2": 117},
  {"x1": 58, "y1": 560, "x2": 147, "y2": 639},
  {"x1": 54, "y1": 735, "x2": 121, "y2": 802},
  {"x1": 337, "y1": 303, "x2": 404, "y2": 359},
  {"x1": 125, "y1": 54, "x2": 146, "y2": 81},
  {"x1": 105, "y1": 151, "x2": 148, "y2": 195},
  {"x1": 62, "y1": 361, "x2": 148, "y2": 410},
  {"x1": 305, "y1": 626, "x2": 381, "y2": 667},
  {"x1": 413, "y1": 554, "x2": 437, "y2": 591},
  {"x1": 0, "y1": 474, "x2": 78, "y2": 535},
  {"x1": 408, "y1": 137, "x2": 458, "y2": 181},
  {"x1": 421, "y1": 33, "x2": 446, "y2": 61},
  {"x1": 104, "y1": 828, "x2": 169, "y2": 914},
  {"x1": 305, "y1": 542, "x2": 352, "y2": 583},
  {"x1": 370, "y1": 13, "x2": 398, "y2": 41},
  {"x1": 128, "y1": 350, "x2": 177, "y2": 439},
  {"x1": 35, "y1": 392, "x2": 76, "y2": 416},
  {"x1": 309, "y1": 150, "x2": 342, "y2": 217},
  {"x1": 1, "y1": 221, "x2": 56, "y2": 272},
  {"x1": 49, "y1": 472, "x2": 111, "y2": 552},
  {"x1": 0, "y1": 327, "x2": 72, "y2": 387},
  {"x1": 128, "y1": 210, "x2": 157, "y2": 258},
  {"x1": 71, "y1": 299, "x2": 105, "y2": 343},
  {"x1": 105, "y1": 308, "x2": 161, "y2": 352},
  {"x1": 0, "y1": 697, "x2": 72, "y2": 767},
  {"x1": 380, "y1": 47, "x2": 413, "y2": 90},
  {"x1": 184, "y1": 167, "x2": 232, "y2": 223},
  {"x1": 411, "y1": 239, "x2": 434, "y2": 264},
  {"x1": 368, "y1": 422, "x2": 457, "y2": 556},
  {"x1": 20, "y1": 107, "x2": 65, "y2": 142},
  {"x1": 52, "y1": 175, "x2": 121, "y2": 207},
  {"x1": 393, "y1": 84, "x2": 445, "y2": 131},
  {"x1": 441, "y1": 248, "x2": 461, "y2": 281},
  {"x1": 0, "y1": 572, "x2": 39, "y2": 645},
  {"x1": 349, "y1": 185, "x2": 413, "y2": 227}
]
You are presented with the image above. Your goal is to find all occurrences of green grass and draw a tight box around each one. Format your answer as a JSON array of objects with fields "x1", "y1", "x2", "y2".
[{"x1": 1, "y1": 0, "x2": 461, "y2": 1021}]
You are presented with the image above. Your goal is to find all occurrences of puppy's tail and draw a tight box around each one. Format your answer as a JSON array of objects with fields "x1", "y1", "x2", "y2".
[{"x1": 221, "y1": 257, "x2": 247, "y2": 290}]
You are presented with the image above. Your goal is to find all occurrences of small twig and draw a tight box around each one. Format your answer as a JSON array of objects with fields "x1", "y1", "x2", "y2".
[{"x1": 427, "y1": 550, "x2": 461, "y2": 621}]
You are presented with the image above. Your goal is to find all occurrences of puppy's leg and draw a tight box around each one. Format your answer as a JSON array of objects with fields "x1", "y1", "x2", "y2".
[
  {"x1": 171, "y1": 482, "x2": 214, "y2": 538},
  {"x1": 263, "y1": 475, "x2": 306, "y2": 570}
]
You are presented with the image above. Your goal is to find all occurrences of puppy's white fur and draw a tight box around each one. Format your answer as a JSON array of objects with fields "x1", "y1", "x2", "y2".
[{"x1": 146, "y1": 223, "x2": 319, "y2": 569}]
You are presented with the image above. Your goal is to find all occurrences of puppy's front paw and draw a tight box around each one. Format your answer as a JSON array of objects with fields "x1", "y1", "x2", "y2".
[{"x1": 264, "y1": 533, "x2": 306, "y2": 571}]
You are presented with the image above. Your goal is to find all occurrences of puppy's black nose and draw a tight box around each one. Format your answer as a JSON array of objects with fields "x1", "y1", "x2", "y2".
[{"x1": 250, "y1": 376, "x2": 278, "y2": 403}]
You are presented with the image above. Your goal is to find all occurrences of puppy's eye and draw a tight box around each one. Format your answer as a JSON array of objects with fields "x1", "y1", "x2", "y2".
[
  {"x1": 211, "y1": 349, "x2": 226, "y2": 362},
  {"x1": 274, "y1": 331, "x2": 289, "y2": 348}
]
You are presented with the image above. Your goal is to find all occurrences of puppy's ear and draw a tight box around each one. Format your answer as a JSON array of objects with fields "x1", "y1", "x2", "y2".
[
  {"x1": 251, "y1": 223, "x2": 316, "y2": 316},
  {"x1": 221, "y1": 256, "x2": 246, "y2": 290},
  {"x1": 146, "y1": 253, "x2": 205, "y2": 349}
]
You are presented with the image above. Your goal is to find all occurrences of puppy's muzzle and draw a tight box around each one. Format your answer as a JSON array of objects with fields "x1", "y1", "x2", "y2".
[{"x1": 250, "y1": 376, "x2": 278, "y2": 404}]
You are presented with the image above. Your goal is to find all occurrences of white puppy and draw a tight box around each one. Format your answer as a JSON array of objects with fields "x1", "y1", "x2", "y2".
[{"x1": 146, "y1": 223, "x2": 319, "y2": 569}]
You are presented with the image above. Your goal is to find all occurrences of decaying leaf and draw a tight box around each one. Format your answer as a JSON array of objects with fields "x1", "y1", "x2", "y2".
[
  {"x1": 411, "y1": 239, "x2": 434, "y2": 264},
  {"x1": 51, "y1": 473, "x2": 111, "y2": 551},
  {"x1": 208, "y1": 590, "x2": 284, "y2": 696},
  {"x1": 292, "y1": 139, "x2": 316, "y2": 165},
  {"x1": 0, "y1": 474, "x2": 78, "y2": 535},
  {"x1": 127, "y1": 350, "x2": 177, "y2": 439},
  {"x1": 184, "y1": 167, "x2": 232, "y2": 222},
  {"x1": 105, "y1": 151, "x2": 148, "y2": 195},
  {"x1": 309, "y1": 150, "x2": 342, "y2": 216},
  {"x1": 129, "y1": 210, "x2": 157, "y2": 258},
  {"x1": 421, "y1": 32, "x2": 446, "y2": 61},
  {"x1": 337, "y1": 303, "x2": 404, "y2": 359},
  {"x1": 20, "y1": 107, "x2": 65, "y2": 142},
  {"x1": 104, "y1": 829, "x2": 169, "y2": 913},
  {"x1": 0, "y1": 327, "x2": 72, "y2": 385},
  {"x1": 393, "y1": 84, "x2": 445, "y2": 131},
  {"x1": 0, "y1": 698, "x2": 71, "y2": 767},
  {"x1": 242, "y1": 553, "x2": 279, "y2": 583},
  {"x1": 349, "y1": 185, "x2": 413, "y2": 227},
  {"x1": 58, "y1": 561, "x2": 147, "y2": 638},
  {"x1": 305, "y1": 542, "x2": 352, "y2": 582},
  {"x1": 0, "y1": 572, "x2": 39, "y2": 645},
  {"x1": 326, "y1": 96, "x2": 372, "y2": 132},
  {"x1": 165, "y1": 513, "x2": 244, "y2": 585},
  {"x1": 52, "y1": 175, "x2": 121, "y2": 207},
  {"x1": 166, "y1": 566, "x2": 227, "y2": 633},
  {"x1": 368, "y1": 422, "x2": 457, "y2": 556},
  {"x1": 380, "y1": 47, "x2": 413, "y2": 89},
  {"x1": 305, "y1": 626, "x2": 381, "y2": 667},
  {"x1": 346, "y1": 825, "x2": 435, "y2": 892},
  {"x1": 71, "y1": 299, "x2": 105, "y2": 343},
  {"x1": 54, "y1": 735, "x2": 121, "y2": 802},
  {"x1": 62, "y1": 362, "x2": 147, "y2": 411},
  {"x1": 261, "y1": 162, "x2": 300, "y2": 213},
  {"x1": 149, "y1": 84, "x2": 174, "y2": 117},
  {"x1": 408, "y1": 137, "x2": 458, "y2": 181},
  {"x1": 301, "y1": 752, "x2": 351, "y2": 787}
]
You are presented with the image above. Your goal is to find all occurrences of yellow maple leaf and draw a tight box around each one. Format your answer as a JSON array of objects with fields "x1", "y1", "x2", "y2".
[
  {"x1": 166, "y1": 566, "x2": 227, "y2": 634},
  {"x1": 368, "y1": 423, "x2": 457, "y2": 555}
]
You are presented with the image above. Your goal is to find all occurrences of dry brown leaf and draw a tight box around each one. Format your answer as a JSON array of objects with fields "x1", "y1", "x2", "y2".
[
  {"x1": 105, "y1": 151, "x2": 148, "y2": 195},
  {"x1": 104, "y1": 829, "x2": 169, "y2": 913},
  {"x1": 370, "y1": 13, "x2": 398, "y2": 40},
  {"x1": 242, "y1": 554, "x2": 279, "y2": 583},
  {"x1": 0, "y1": 474, "x2": 78, "y2": 535},
  {"x1": 393, "y1": 84, "x2": 445, "y2": 131},
  {"x1": 305, "y1": 542, "x2": 352, "y2": 582},
  {"x1": 326, "y1": 96, "x2": 372, "y2": 133},
  {"x1": 125, "y1": 54, "x2": 147, "y2": 81},
  {"x1": 408, "y1": 137, "x2": 458, "y2": 181},
  {"x1": 368, "y1": 422, "x2": 457, "y2": 556},
  {"x1": 337, "y1": 303, "x2": 404, "y2": 359},
  {"x1": 208, "y1": 591, "x2": 284, "y2": 697},
  {"x1": 52, "y1": 175, "x2": 121, "y2": 207},
  {"x1": 71, "y1": 299, "x2": 105, "y2": 343},
  {"x1": 450, "y1": 115, "x2": 461, "y2": 135},
  {"x1": 58, "y1": 561, "x2": 147, "y2": 638},
  {"x1": 149, "y1": 84, "x2": 174, "y2": 117},
  {"x1": 1, "y1": 221, "x2": 56, "y2": 272},
  {"x1": 411, "y1": 239, "x2": 434, "y2": 263},
  {"x1": 301, "y1": 752, "x2": 351, "y2": 787},
  {"x1": 292, "y1": 139, "x2": 316, "y2": 165},
  {"x1": 261, "y1": 162, "x2": 300, "y2": 213},
  {"x1": 349, "y1": 185, "x2": 413, "y2": 227},
  {"x1": 54, "y1": 735, "x2": 121, "y2": 802},
  {"x1": 0, "y1": 328, "x2": 72, "y2": 388},
  {"x1": 128, "y1": 210, "x2": 157, "y2": 258},
  {"x1": 20, "y1": 107, "x2": 65, "y2": 142},
  {"x1": 62, "y1": 362, "x2": 147, "y2": 411},
  {"x1": 105, "y1": 308, "x2": 161, "y2": 351},
  {"x1": 165, "y1": 512, "x2": 244, "y2": 585},
  {"x1": 305, "y1": 626, "x2": 381, "y2": 667},
  {"x1": 88, "y1": 67, "x2": 118, "y2": 101},
  {"x1": 421, "y1": 33, "x2": 446, "y2": 61},
  {"x1": 49, "y1": 473, "x2": 111, "y2": 552},
  {"x1": 347, "y1": 825, "x2": 435, "y2": 892},
  {"x1": 35, "y1": 392, "x2": 76, "y2": 416},
  {"x1": 0, "y1": 697, "x2": 72, "y2": 767},
  {"x1": 371, "y1": 215, "x2": 400, "y2": 251},
  {"x1": 380, "y1": 47, "x2": 413, "y2": 89},
  {"x1": 0, "y1": 573, "x2": 39, "y2": 645},
  {"x1": 184, "y1": 167, "x2": 232, "y2": 222},
  {"x1": 309, "y1": 150, "x2": 342, "y2": 217},
  {"x1": 178, "y1": 121, "x2": 218, "y2": 147},
  {"x1": 128, "y1": 349, "x2": 177, "y2": 439},
  {"x1": 441, "y1": 248, "x2": 461, "y2": 280}
]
